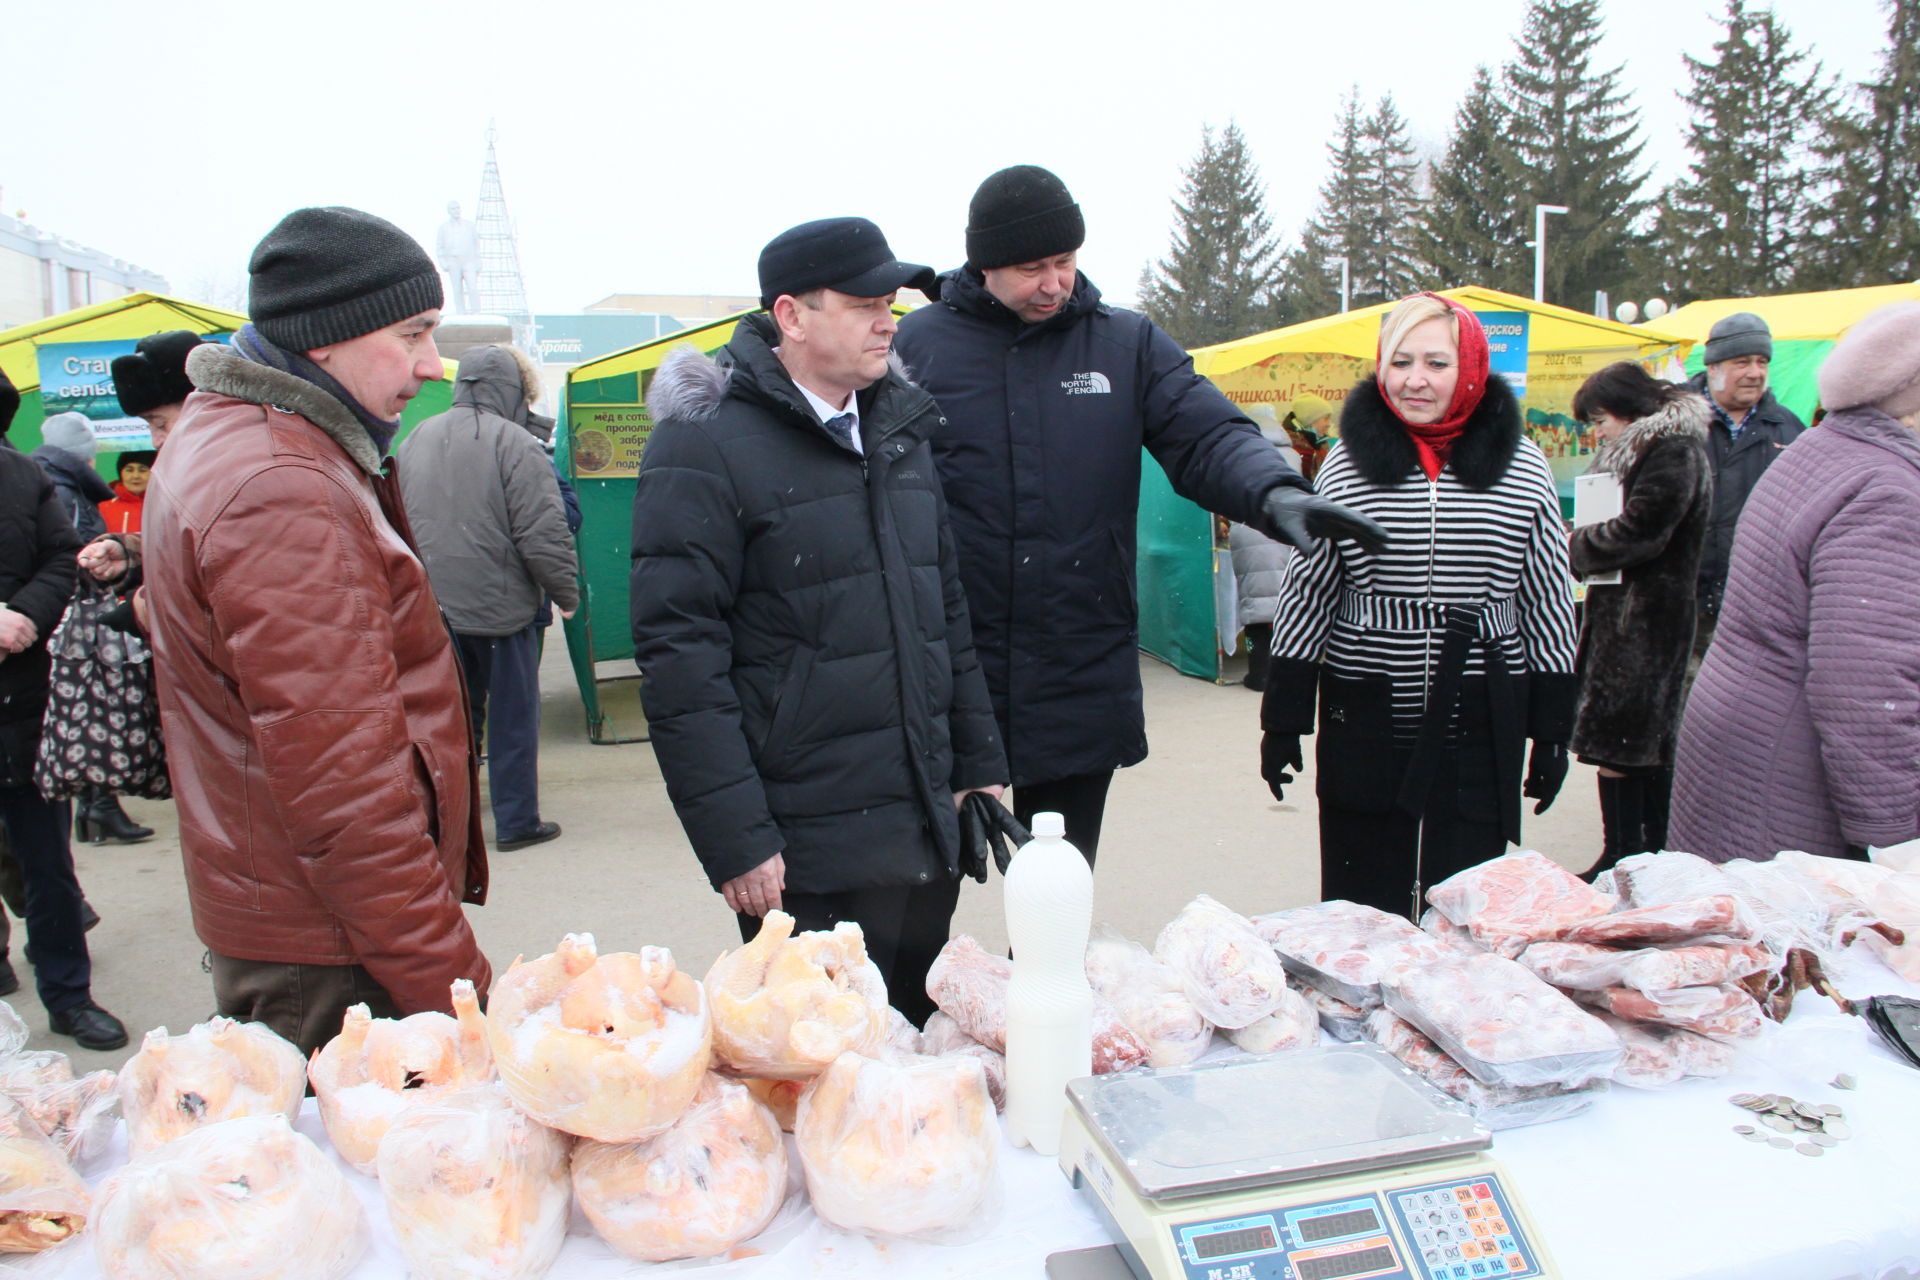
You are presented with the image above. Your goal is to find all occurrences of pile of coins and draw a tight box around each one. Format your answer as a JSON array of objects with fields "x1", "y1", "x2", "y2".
[{"x1": 1728, "y1": 1092, "x2": 1852, "y2": 1156}]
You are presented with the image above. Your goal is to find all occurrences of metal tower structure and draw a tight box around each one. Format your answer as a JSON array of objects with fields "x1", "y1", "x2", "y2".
[{"x1": 473, "y1": 123, "x2": 534, "y2": 350}]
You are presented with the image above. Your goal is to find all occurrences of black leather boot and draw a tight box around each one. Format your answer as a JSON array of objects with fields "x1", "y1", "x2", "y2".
[{"x1": 76, "y1": 789, "x2": 154, "y2": 845}]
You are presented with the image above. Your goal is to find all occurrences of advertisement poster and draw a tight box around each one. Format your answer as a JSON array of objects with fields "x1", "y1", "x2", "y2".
[
  {"x1": 37, "y1": 334, "x2": 225, "y2": 452},
  {"x1": 1477, "y1": 311, "x2": 1530, "y2": 398},
  {"x1": 1209, "y1": 350, "x2": 1372, "y2": 437},
  {"x1": 568, "y1": 405, "x2": 653, "y2": 478}
]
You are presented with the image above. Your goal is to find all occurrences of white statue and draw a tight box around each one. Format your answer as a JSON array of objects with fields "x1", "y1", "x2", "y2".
[{"x1": 436, "y1": 201, "x2": 480, "y2": 315}]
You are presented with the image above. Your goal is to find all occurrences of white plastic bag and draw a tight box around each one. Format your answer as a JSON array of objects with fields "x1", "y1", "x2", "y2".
[
  {"x1": 118, "y1": 1018, "x2": 305, "y2": 1156},
  {"x1": 0, "y1": 1093, "x2": 88, "y2": 1253},
  {"x1": 1226, "y1": 986, "x2": 1319, "y2": 1055},
  {"x1": 1253, "y1": 899, "x2": 1454, "y2": 1008},
  {"x1": 1084, "y1": 926, "x2": 1211, "y2": 1068},
  {"x1": 1154, "y1": 895, "x2": 1290, "y2": 1029},
  {"x1": 0, "y1": 1049, "x2": 117, "y2": 1166}
]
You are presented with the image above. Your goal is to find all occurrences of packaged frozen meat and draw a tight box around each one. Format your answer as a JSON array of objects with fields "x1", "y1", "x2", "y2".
[
  {"x1": 917, "y1": 1013, "x2": 1008, "y2": 1112},
  {"x1": 1425, "y1": 852, "x2": 1617, "y2": 958},
  {"x1": 1154, "y1": 895, "x2": 1291, "y2": 1029},
  {"x1": 795, "y1": 1050, "x2": 998, "y2": 1242},
  {"x1": 1287, "y1": 975, "x2": 1368, "y2": 1042},
  {"x1": 1084, "y1": 926, "x2": 1211, "y2": 1068},
  {"x1": 0, "y1": 1003, "x2": 25, "y2": 1059},
  {"x1": 1381, "y1": 952, "x2": 1622, "y2": 1089},
  {"x1": 1253, "y1": 899, "x2": 1455, "y2": 1008},
  {"x1": 376, "y1": 1086, "x2": 569, "y2": 1280},
  {"x1": 1590, "y1": 1012, "x2": 1735, "y2": 1089},
  {"x1": 486, "y1": 934, "x2": 711, "y2": 1143},
  {"x1": 310, "y1": 979, "x2": 494, "y2": 1174},
  {"x1": 0, "y1": 1094, "x2": 88, "y2": 1253},
  {"x1": 884, "y1": 1007, "x2": 924, "y2": 1057},
  {"x1": 1420, "y1": 909, "x2": 1485, "y2": 953},
  {"x1": 1571, "y1": 983, "x2": 1765, "y2": 1039},
  {"x1": 739, "y1": 1077, "x2": 805, "y2": 1132},
  {"x1": 1860, "y1": 872, "x2": 1920, "y2": 981},
  {"x1": 1361, "y1": 1010, "x2": 1600, "y2": 1130},
  {"x1": 118, "y1": 1018, "x2": 306, "y2": 1156},
  {"x1": 1519, "y1": 940, "x2": 1773, "y2": 993},
  {"x1": 925, "y1": 935, "x2": 1147, "y2": 1074},
  {"x1": 572, "y1": 1073, "x2": 788, "y2": 1263},
  {"x1": 1226, "y1": 986, "x2": 1318, "y2": 1055},
  {"x1": 0, "y1": 1050, "x2": 117, "y2": 1166},
  {"x1": 93, "y1": 1113, "x2": 367, "y2": 1279},
  {"x1": 704, "y1": 911, "x2": 889, "y2": 1080},
  {"x1": 1562, "y1": 895, "x2": 1761, "y2": 947},
  {"x1": 1611, "y1": 850, "x2": 1728, "y2": 908}
]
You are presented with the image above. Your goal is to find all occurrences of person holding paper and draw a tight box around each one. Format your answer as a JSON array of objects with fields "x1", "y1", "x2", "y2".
[{"x1": 1565, "y1": 363, "x2": 1713, "y2": 880}]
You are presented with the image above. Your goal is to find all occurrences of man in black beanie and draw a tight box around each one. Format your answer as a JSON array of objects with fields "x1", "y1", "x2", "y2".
[
  {"x1": 894, "y1": 166, "x2": 1385, "y2": 864},
  {"x1": 141, "y1": 206, "x2": 492, "y2": 1055}
]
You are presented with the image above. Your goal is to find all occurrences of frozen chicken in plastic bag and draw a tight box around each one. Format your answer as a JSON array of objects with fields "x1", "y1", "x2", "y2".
[
  {"x1": 1154, "y1": 895, "x2": 1290, "y2": 1029},
  {"x1": 0, "y1": 1094, "x2": 88, "y2": 1253},
  {"x1": 0, "y1": 1050, "x2": 117, "y2": 1166},
  {"x1": 1287, "y1": 974, "x2": 1367, "y2": 1041},
  {"x1": 1570, "y1": 983, "x2": 1764, "y2": 1037},
  {"x1": 926, "y1": 935, "x2": 1147, "y2": 1073},
  {"x1": 1227, "y1": 986, "x2": 1318, "y2": 1055},
  {"x1": 572, "y1": 1072, "x2": 788, "y2": 1262},
  {"x1": 1383, "y1": 952, "x2": 1622, "y2": 1088},
  {"x1": 1519, "y1": 940, "x2": 1772, "y2": 993},
  {"x1": 486, "y1": 933, "x2": 711, "y2": 1142},
  {"x1": 376, "y1": 1085, "x2": 569, "y2": 1280},
  {"x1": 1590, "y1": 1012, "x2": 1735, "y2": 1089},
  {"x1": 1861, "y1": 873, "x2": 1920, "y2": 980},
  {"x1": 1425, "y1": 852, "x2": 1616, "y2": 958},
  {"x1": 1085, "y1": 926, "x2": 1211, "y2": 1068},
  {"x1": 917, "y1": 1012, "x2": 1008, "y2": 1111},
  {"x1": 1562, "y1": 895, "x2": 1760, "y2": 947},
  {"x1": 311, "y1": 978, "x2": 494, "y2": 1174},
  {"x1": 704, "y1": 910, "x2": 889, "y2": 1080},
  {"x1": 1253, "y1": 899, "x2": 1455, "y2": 1008},
  {"x1": 119, "y1": 1018, "x2": 305, "y2": 1155},
  {"x1": 796, "y1": 1050, "x2": 998, "y2": 1241},
  {"x1": 93, "y1": 1113, "x2": 367, "y2": 1279}
]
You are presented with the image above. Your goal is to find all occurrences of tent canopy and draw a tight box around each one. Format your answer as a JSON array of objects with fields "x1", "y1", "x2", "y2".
[{"x1": 1659, "y1": 281, "x2": 1920, "y2": 344}]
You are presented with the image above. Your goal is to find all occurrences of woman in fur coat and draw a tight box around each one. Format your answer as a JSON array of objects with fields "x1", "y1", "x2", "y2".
[
  {"x1": 1260, "y1": 294, "x2": 1579, "y2": 918},
  {"x1": 1565, "y1": 364, "x2": 1712, "y2": 879}
]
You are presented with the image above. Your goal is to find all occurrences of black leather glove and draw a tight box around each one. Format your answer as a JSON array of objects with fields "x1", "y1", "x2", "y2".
[
  {"x1": 957, "y1": 797, "x2": 990, "y2": 883},
  {"x1": 1260, "y1": 486, "x2": 1389, "y2": 556},
  {"x1": 1261, "y1": 733, "x2": 1304, "y2": 802},
  {"x1": 959, "y1": 792, "x2": 1031, "y2": 878},
  {"x1": 1523, "y1": 741, "x2": 1569, "y2": 815}
]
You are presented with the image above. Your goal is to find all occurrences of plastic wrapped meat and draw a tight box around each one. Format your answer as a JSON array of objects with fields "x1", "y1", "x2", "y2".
[
  {"x1": 1226, "y1": 986, "x2": 1318, "y2": 1055},
  {"x1": 1253, "y1": 900, "x2": 1456, "y2": 1008},
  {"x1": 1420, "y1": 908, "x2": 1485, "y2": 953},
  {"x1": 1361, "y1": 1010, "x2": 1601, "y2": 1130},
  {"x1": 1861, "y1": 873, "x2": 1920, "y2": 980},
  {"x1": 925, "y1": 935, "x2": 1147, "y2": 1073},
  {"x1": 486, "y1": 934, "x2": 711, "y2": 1143},
  {"x1": 1084, "y1": 927, "x2": 1211, "y2": 1068},
  {"x1": 1591, "y1": 1012, "x2": 1736, "y2": 1089},
  {"x1": 1154, "y1": 895, "x2": 1290, "y2": 1029},
  {"x1": 1425, "y1": 852, "x2": 1617, "y2": 958},
  {"x1": 572, "y1": 1073, "x2": 787, "y2": 1262},
  {"x1": 310, "y1": 979, "x2": 494, "y2": 1174},
  {"x1": 917, "y1": 1013, "x2": 1007, "y2": 1112},
  {"x1": 119, "y1": 1018, "x2": 306, "y2": 1156},
  {"x1": 1562, "y1": 895, "x2": 1760, "y2": 947},
  {"x1": 0, "y1": 1095, "x2": 88, "y2": 1253},
  {"x1": 704, "y1": 911, "x2": 889, "y2": 1081},
  {"x1": 796, "y1": 1051, "x2": 997, "y2": 1242},
  {"x1": 884, "y1": 1007, "x2": 924, "y2": 1057},
  {"x1": 1571, "y1": 983, "x2": 1765, "y2": 1039},
  {"x1": 1287, "y1": 975, "x2": 1367, "y2": 1042},
  {"x1": 1519, "y1": 941, "x2": 1773, "y2": 993},
  {"x1": 93, "y1": 1113, "x2": 367, "y2": 1279},
  {"x1": 739, "y1": 1077, "x2": 805, "y2": 1132},
  {"x1": 376, "y1": 1086, "x2": 569, "y2": 1280},
  {"x1": 1611, "y1": 850, "x2": 1729, "y2": 907},
  {"x1": 0, "y1": 1050, "x2": 117, "y2": 1166},
  {"x1": 1382, "y1": 952, "x2": 1622, "y2": 1088}
]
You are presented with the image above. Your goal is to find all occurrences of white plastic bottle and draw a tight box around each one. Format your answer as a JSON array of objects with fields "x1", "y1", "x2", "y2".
[{"x1": 1002, "y1": 810, "x2": 1094, "y2": 1155}]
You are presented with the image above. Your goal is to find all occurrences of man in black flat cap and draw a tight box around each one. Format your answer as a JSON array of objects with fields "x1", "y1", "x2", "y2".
[{"x1": 630, "y1": 217, "x2": 1007, "y2": 1024}]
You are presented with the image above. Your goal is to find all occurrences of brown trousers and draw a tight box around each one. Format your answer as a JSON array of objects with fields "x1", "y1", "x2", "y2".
[{"x1": 208, "y1": 951, "x2": 402, "y2": 1059}]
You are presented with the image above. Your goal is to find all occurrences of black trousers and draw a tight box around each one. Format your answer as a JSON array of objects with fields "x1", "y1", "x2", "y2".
[
  {"x1": 1589, "y1": 767, "x2": 1673, "y2": 881},
  {"x1": 0, "y1": 787, "x2": 91, "y2": 1015},
  {"x1": 1012, "y1": 769, "x2": 1115, "y2": 867},
  {"x1": 735, "y1": 874, "x2": 961, "y2": 1027},
  {"x1": 209, "y1": 950, "x2": 402, "y2": 1059}
]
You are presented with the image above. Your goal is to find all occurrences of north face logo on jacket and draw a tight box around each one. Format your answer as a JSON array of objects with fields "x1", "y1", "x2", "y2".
[{"x1": 1060, "y1": 371, "x2": 1111, "y2": 395}]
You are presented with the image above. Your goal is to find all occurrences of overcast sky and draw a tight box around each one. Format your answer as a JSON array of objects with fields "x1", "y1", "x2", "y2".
[{"x1": 3, "y1": 0, "x2": 1892, "y2": 315}]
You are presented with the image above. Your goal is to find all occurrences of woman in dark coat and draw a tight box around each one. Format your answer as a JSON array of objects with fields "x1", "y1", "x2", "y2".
[
  {"x1": 1261, "y1": 294, "x2": 1579, "y2": 918},
  {"x1": 1565, "y1": 364, "x2": 1712, "y2": 879}
]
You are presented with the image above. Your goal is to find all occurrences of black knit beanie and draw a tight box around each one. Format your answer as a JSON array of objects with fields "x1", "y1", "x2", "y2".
[
  {"x1": 0, "y1": 366, "x2": 16, "y2": 436},
  {"x1": 965, "y1": 165, "x2": 1085, "y2": 270},
  {"x1": 111, "y1": 330, "x2": 206, "y2": 416},
  {"x1": 247, "y1": 207, "x2": 444, "y2": 351}
]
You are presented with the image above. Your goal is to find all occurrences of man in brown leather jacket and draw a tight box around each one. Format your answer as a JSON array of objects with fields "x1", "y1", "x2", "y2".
[{"x1": 144, "y1": 207, "x2": 491, "y2": 1055}]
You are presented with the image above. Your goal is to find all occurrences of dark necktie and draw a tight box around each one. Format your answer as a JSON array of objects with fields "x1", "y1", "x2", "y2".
[{"x1": 824, "y1": 412, "x2": 858, "y2": 453}]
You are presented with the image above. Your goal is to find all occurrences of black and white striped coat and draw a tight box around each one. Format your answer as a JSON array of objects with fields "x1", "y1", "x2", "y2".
[{"x1": 1267, "y1": 376, "x2": 1579, "y2": 739}]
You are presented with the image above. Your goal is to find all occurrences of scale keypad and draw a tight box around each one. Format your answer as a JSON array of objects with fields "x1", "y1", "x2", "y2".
[{"x1": 1385, "y1": 1176, "x2": 1539, "y2": 1280}]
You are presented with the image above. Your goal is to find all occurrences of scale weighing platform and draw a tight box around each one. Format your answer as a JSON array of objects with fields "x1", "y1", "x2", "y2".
[{"x1": 1050, "y1": 1043, "x2": 1557, "y2": 1280}]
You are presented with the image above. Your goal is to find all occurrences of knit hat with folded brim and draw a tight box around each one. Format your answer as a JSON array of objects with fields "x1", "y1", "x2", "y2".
[
  {"x1": 1818, "y1": 301, "x2": 1920, "y2": 419},
  {"x1": 1703, "y1": 311, "x2": 1773, "y2": 364},
  {"x1": 248, "y1": 207, "x2": 443, "y2": 351}
]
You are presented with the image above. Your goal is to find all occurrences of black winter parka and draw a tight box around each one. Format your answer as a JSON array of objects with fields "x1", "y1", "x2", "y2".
[
  {"x1": 629, "y1": 315, "x2": 1006, "y2": 895},
  {"x1": 1684, "y1": 372, "x2": 1805, "y2": 616},
  {"x1": 893, "y1": 269, "x2": 1306, "y2": 786},
  {"x1": 0, "y1": 442, "x2": 81, "y2": 785}
]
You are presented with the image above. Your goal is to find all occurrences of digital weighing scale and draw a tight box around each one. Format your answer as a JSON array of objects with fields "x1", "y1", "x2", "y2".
[{"x1": 1051, "y1": 1043, "x2": 1557, "y2": 1280}]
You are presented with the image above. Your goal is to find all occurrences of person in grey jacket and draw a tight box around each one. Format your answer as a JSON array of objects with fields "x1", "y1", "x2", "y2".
[
  {"x1": 1671, "y1": 302, "x2": 1920, "y2": 863},
  {"x1": 30, "y1": 414, "x2": 112, "y2": 544},
  {"x1": 400, "y1": 345, "x2": 579, "y2": 851}
]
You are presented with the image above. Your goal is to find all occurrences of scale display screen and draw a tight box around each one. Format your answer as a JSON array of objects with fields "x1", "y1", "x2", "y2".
[
  {"x1": 1191, "y1": 1225, "x2": 1279, "y2": 1259},
  {"x1": 1296, "y1": 1245, "x2": 1399, "y2": 1280},
  {"x1": 1298, "y1": 1208, "x2": 1383, "y2": 1243}
]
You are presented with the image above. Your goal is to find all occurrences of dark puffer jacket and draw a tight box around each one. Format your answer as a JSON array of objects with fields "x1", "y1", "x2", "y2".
[
  {"x1": 1685, "y1": 372, "x2": 1805, "y2": 616},
  {"x1": 0, "y1": 444, "x2": 80, "y2": 787},
  {"x1": 30, "y1": 445, "x2": 112, "y2": 543},
  {"x1": 629, "y1": 314, "x2": 1005, "y2": 895},
  {"x1": 894, "y1": 268, "x2": 1306, "y2": 786},
  {"x1": 1568, "y1": 394, "x2": 1713, "y2": 770}
]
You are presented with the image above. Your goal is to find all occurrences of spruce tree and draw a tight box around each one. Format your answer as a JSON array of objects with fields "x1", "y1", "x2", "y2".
[
  {"x1": 1651, "y1": 0, "x2": 1834, "y2": 300},
  {"x1": 1501, "y1": 0, "x2": 1650, "y2": 308},
  {"x1": 1272, "y1": 222, "x2": 1343, "y2": 327},
  {"x1": 1138, "y1": 122, "x2": 1286, "y2": 348},
  {"x1": 1355, "y1": 94, "x2": 1426, "y2": 303},
  {"x1": 1417, "y1": 66, "x2": 1531, "y2": 294},
  {"x1": 1798, "y1": 0, "x2": 1920, "y2": 288}
]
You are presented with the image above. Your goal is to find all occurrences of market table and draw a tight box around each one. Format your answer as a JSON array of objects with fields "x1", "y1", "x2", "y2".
[{"x1": 35, "y1": 954, "x2": 1920, "y2": 1280}]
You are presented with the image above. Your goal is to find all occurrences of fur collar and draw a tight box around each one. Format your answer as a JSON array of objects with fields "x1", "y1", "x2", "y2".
[
  {"x1": 186, "y1": 344, "x2": 384, "y2": 476},
  {"x1": 645, "y1": 317, "x2": 916, "y2": 427},
  {"x1": 1590, "y1": 392, "x2": 1711, "y2": 478},
  {"x1": 1337, "y1": 374, "x2": 1522, "y2": 490}
]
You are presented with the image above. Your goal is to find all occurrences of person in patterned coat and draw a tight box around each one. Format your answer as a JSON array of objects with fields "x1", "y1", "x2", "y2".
[{"x1": 1259, "y1": 294, "x2": 1579, "y2": 917}]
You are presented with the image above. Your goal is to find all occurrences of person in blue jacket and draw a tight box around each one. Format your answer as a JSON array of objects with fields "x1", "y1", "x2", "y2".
[{"x1": 893, "y1": 165, "x2": 1384, "y2": 862}]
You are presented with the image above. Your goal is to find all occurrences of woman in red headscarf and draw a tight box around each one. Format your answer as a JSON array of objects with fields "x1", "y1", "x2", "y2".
[{"x1": 1257, "y1": 294, "x2": 1580, "y2": 917}]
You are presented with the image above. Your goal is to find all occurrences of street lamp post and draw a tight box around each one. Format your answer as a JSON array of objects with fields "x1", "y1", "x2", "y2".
[
  {"x1": 1533, "y1": 205, "x2": 1569, "y2": 303},
  {"x1": 1328, "y1": 255, "x2": 1351, "y2": 314}
]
